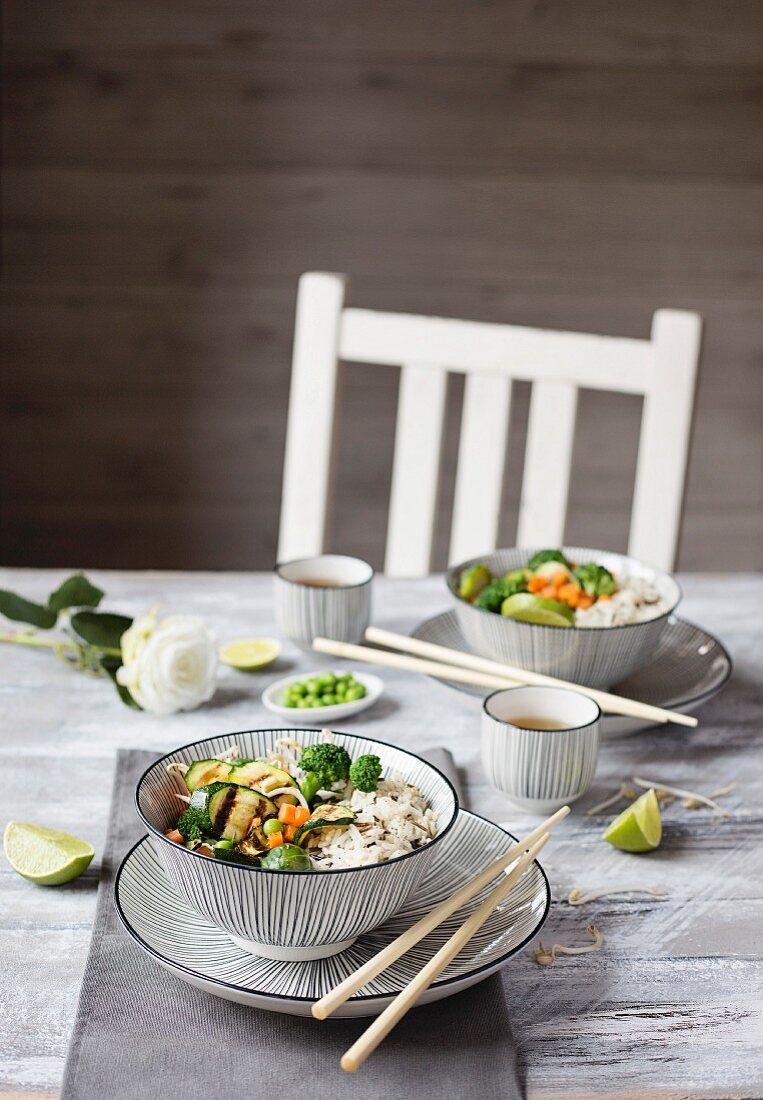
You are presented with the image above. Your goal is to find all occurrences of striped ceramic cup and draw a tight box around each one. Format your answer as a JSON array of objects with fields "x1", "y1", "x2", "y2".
[
  {"x1": 274, "y1": 554, "x2": 373, "y2": 648},
  {"x1": 481, "y1": 686, "x2": 601, "y2": 812}
]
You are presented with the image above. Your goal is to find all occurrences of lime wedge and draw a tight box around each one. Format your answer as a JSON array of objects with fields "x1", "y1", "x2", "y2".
[
  {"x1": 4, "y1": 821, "x2": 95, "y2": 886},
  {"x1": 219, "y1": 637, "x2": 281, "y2": 671},
  {"x1": 501, "y1": 593, "x2": 575, "y2": 627},
  {"x1": 603, "y1": 789, "x2": 662, "y2": 853}
]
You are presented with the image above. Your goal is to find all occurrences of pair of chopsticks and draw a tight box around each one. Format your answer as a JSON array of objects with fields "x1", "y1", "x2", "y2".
[
  {"x1": 313, "y1": 805, "x2": 569, "y2": 1072},
  {"x1": 313, "y1": 626, "x2": 697, "y2": 728}
]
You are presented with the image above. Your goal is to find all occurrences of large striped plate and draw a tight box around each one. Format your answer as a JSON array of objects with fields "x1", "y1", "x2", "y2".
[
  {"x1": 115, "y1": 810, "x2": 550, "y2": 1018},
  {"x1": 412, "y1": 612, "x2": 732, "y2": 740}
]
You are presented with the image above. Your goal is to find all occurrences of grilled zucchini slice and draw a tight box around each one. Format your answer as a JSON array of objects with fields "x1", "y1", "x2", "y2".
[
  {"x1": 183, "y1": 759, "x2": 234, "y2": 792},
  {"x1": 180, "y1": 782, "x2": 277, "y2": 843},
  {"x1": 293, "y1": 803, "x2": 356, "y2": 846},
  {"x1": 229, "y1": 760, "x2": 299, "y2": 805}
]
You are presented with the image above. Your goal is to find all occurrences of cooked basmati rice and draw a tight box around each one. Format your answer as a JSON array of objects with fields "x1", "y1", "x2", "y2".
[
  {"x1": 575, "y1": 575, "x2": 669, "y2": 628},
  {"x1": 309, "y1": 774, "x2": 438, "y2": 869}
]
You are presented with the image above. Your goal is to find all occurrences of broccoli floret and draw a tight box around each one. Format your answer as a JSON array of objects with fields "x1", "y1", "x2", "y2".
[
  {"x1": 572, "y1": 563, "x2": 617, "y2": 597},
  {"x1": 475, "y1": 569, "x2": 530, "y2": 613},
  {"x1": 458, "y1": 563, "x2": 492, "y2": 601},
  {"x1": 299, "y1": 742, "x2": 351, "y2": 787},
  {"x1": 176, "y1": 811, "x2": 204, "y2": 846},
  {"x1": 527, "y1": 549, "x2": 571, "y2": 571},
  {"x1": 349, "y1": 753, "x2": 383, "y2": 793}
]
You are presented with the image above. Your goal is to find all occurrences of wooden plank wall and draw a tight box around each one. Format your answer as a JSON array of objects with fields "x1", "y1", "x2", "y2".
[{"x1": 2, "y1": 1, "x2": 762, "y2": 571}]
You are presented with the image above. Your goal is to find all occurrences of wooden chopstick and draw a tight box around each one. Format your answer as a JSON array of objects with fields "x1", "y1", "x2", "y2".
[
  {"x1": 340, "y1": 833, "x2": 550, "y2": 1072},
  {"x1": 314, "y1": 636, "x2": 521, "y2": 691},
  {"x1": 312, "y1": 805, "x2": 569, "y2": 1022},
  {"x1": 360, "y1": 626, "x2": 697, "y2": 728}
]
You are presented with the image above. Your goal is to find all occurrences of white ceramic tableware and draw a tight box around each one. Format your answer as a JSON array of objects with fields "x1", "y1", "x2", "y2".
[
  {"x1": 262, "y1": 669, "x2": 384, "y2": 724},
  {"x1": 481, "y1": 686, "x2": 601, "y2": 812},
  {"x1": 135, "y1": 727, "x2": 458, "y2": 961},
  {"x1": 448, "y1": 546, "x2": 681, "y2": 689},
  {"x1": 115, "y1": 810, "x2": 550, "y2": 1017},
  {"x1": 274, "y1": 554, "x2": 373, "y2": 648}
]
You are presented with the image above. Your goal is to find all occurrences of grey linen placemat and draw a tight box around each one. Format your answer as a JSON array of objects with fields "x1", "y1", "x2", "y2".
[{"x1": 62, "y1": 748, "x2": 523, "y2": 1100}]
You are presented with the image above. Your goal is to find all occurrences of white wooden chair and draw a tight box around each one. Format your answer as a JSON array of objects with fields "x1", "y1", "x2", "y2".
[{"x1": 278, "y1": 272, "x2": 701, "y2": 576}]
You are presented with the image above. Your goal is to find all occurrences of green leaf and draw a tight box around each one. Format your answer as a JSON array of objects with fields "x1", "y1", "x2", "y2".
[
  {"x1": 70, "y1": 611, "x2": 132, "y2": 650},
  {"x1": 48, "y1": 574, "x2": 105, "y2": 614},
  {"x1": 0, "y1": 590, "x2": 58, "y2": 629},
  {"x1": 100, "y1": 655, "x2": 141, "y2": 709}
]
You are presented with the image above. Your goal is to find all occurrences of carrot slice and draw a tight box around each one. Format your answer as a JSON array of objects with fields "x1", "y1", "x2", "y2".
[
  {"x1": 578, "y1": 594, "x2": 594, "y2": 610},
  {"x1": 165, "y1": 828, "x2": 184, "y2": 844},
  {"x1": 278, "y1": 803, "x2": 298, "y2": 824},
  {"x1": 267, "y1": 832, "x2": 284, "y2": 848},
  {"x1": 540, "y1": 585, "x2": 557, "y2": 599},
  {"x1": 528, "y1": 575, "x2": 546, "y2": 593},
  {"x1": 552, "y1": 570, "x2": 569, "y2": 588}
]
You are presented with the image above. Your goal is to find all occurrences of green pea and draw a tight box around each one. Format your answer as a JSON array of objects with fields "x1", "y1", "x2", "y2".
[
  {"x1": 318, "y1": 672, "x2": 337, "y2": 688},
  {"x1": 321, "y1": 694, "x2": 337, "y2": 706},
  {"x1": 305, "y1": 679, "x2": 321, "y2": 695},
  {"x1": 297, "y1": 699, "x2": 311, "y2": 708},
  {"x1": 263, "y1": 818, "x2": 283, "y2": 836},
  {"x1": 345, "y1": 686, "x2": 364, "y2": 701},
  {"x1": 289, "y1": 681, "x2": 307, "y2": 697},
  {"x1": 283, "y1": 697, "x2": 298, "y2": 708}
]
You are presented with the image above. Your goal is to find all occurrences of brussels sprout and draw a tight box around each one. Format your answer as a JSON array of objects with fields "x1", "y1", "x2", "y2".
[{"x1": 259, "y1": 843, "x2": 313, "y2": 871}]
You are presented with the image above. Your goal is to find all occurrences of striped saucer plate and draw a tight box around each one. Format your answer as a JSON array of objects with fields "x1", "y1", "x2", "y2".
[{"x1": 115, "y1": 810, "x2": 550, "y2": 1018}]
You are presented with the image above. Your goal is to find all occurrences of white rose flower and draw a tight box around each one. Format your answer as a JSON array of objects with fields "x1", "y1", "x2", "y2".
[{"x1": 117, "y1": 610, "x2": 217, "y2": 715}]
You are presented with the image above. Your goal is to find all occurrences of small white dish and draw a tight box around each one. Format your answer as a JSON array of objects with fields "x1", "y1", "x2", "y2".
[{"x1": 262, "y1": 669, "x2": 384, "y2": 724}]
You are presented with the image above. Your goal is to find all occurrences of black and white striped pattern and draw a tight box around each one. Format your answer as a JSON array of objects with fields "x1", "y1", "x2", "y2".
[
  {"x1": 412, "y1": 609, "x2": 732, "y2": 739},
  {"x1": 482, "y1": 691, "x2": 601, "y2": 812},
  {"x1": 448, "y1": 546, "x2": 682, "y2": 689},
  {"x1": 274, "y1": 556, "x2": 372, "y2": 647},
  {"x1": 136, "y1": 728, "x2": 458, "y2": 957},
  {"x1": 115, "y1": 810, "x2": 550, "y2": 1017}
]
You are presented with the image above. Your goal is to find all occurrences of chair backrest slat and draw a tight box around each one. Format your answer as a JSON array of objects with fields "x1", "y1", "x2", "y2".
[
  {"x1": 278, "y1": 272, "x2": 346, "y2": 563},
  {"x1": 516, "y1": 380, "x2": 578, "y2": 549},
  {"x1": 384, "y1": 363, "x2": 448, "y2": 577},
  {"x1": 450, "y1": 373, "x2": 513, "y2": 564},
  {"x1": 278, "y1": 273, "x2": 702, "y2": 575},
  {"x1": 628, "y1": 309, "x2": 702, "y2": 568}
]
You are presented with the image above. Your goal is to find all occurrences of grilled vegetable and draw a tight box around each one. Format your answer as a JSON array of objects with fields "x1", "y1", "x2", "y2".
[
  {"x1": 178, "y1": 782, "x2": 277, "y2": 843},
  {"x1": 293, "y1": 803, "x2": 356, "y2": 846},
  {"x1": 228, "y1": 760, "x2": 299, "y2": 804},
  {"x1": 183, "y1": 759, "x2": 234, "y2": 792},
  {"x1": 212, "y1": 839, "x2": 254, "y2": 865}
]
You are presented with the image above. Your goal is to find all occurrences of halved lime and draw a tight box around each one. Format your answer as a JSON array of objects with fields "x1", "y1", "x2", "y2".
[
  {"x1": 603, "y1": 789, "x2": 662, "y2": 853},
  {"x1": 501, "y1": 593, "x2": 575, "y2": 627},
  {"x1": 4, "y1": 821, "x2": 95, "y2": 886},
  {"x1": 219, "y1": 637, "x2": 281, "y2": 671}
]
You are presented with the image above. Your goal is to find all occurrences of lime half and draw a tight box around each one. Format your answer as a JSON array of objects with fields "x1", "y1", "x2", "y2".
[
  {"x1": 219, "y1": 637, "x2": 281, "y2": 671},
  {"x1": 4, "y1": 821, "x2": 95, "y2": 886},
  {"x1": 603, "y1": 789, "x2": 662, "y2": 853},
  {"x1": 501, "y1": 593, "x2": 575, "y2": 627}
]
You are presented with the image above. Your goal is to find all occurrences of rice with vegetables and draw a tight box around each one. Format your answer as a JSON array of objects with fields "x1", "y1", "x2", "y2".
[
  {"x1": 458, "y1": 548, "x2": 671, "y2": 629},
  {"x1": 163, "y1": 733, "x2": 438, "y2": 872}
]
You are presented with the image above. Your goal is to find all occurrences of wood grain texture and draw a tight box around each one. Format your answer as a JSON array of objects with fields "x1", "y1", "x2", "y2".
[
  {"x1": 2, "y1": 0, "x2": 762, "y2": 572},
  {"x1": 0, "y1": 569, "x2": 761, "y2": 1097}
]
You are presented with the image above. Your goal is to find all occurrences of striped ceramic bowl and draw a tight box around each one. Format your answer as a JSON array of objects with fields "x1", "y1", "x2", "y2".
[
  {"x1": 481, "y1": 686, "x2": 601, "y2": 812},
  {"x1": 135, "y1": 728, "x2": 458, "y2": 961},
  {"x1": 448, "y1": 546, "x2": 681, "y2": 689},
  {"x1": 274, "y1": 554, "x2": 373, "y2": 649}
]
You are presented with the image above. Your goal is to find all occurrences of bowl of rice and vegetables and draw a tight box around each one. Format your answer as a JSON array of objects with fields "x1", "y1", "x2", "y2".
[
  {"x1": 136, "y1": 728, "x2": 458, "y2": 959},
  {"x1": 449, "y1": 546, "x2": 680, "y2": 688}
]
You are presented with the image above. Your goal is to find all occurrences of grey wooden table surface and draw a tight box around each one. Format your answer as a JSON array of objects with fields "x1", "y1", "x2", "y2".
[{"x1": 1, "y1": 569, "x2": 762, "y2": 1100}]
